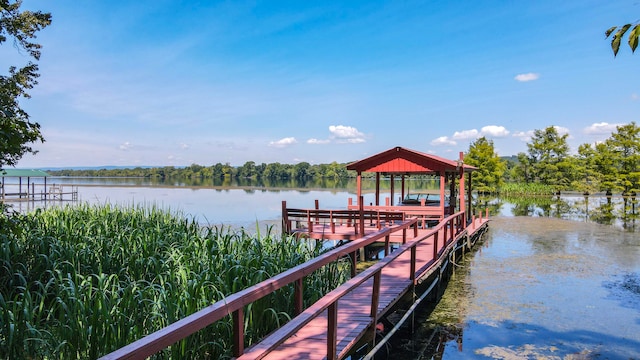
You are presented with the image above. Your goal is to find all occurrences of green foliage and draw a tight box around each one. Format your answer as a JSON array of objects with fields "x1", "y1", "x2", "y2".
[
  {"x1": 0, "y1": 204, "x2": 350, "y2": 359},
  {"x1": 464, "y1": 137, "x2": 506, "y2": 194},
  {"x1": 48, "y1": 161, "x2": 355, "y2": 182},
  {"x1": 0, "y1": 0, "x2": 52, "y2": 170},
  {"x1": 606, "y1": 22, "x2": 640, "y2": 56},
  {"x1": 505, "y1": 123, "x2": 639, "y2": 195},
  {"x1": 525, "y1": 126, "x2": 571, "y2": 188},
  {"x1": 572, "y1": 143, "x2": 599, "y2": 194},
  {"x1": 605, "y1": 122, "x2": 640, "y2": 195}
]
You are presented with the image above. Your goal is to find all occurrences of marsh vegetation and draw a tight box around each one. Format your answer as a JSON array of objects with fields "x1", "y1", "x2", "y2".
[{"x1": 0, "y1": 204, "x2": 350, "y2": 359}]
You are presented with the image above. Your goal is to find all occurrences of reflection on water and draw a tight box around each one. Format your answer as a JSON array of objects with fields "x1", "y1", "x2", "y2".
[
  {"x1": 4, "y1": 178, "x2": 639, "y2": 231},
  {"x1": 392, "y1": 217, "x2": 640, "y2": 359},
  {"x1": 477, "y1": 194, "x2": 639, "y2": 232}
]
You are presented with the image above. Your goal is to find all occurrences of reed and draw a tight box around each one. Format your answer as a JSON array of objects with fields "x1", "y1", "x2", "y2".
[
  {"x1": 0, "y1": 204, "x2": 350, "y2": 359},
  {"x1": 500, "y1": 182, "x2": 557, "y2": 195}
]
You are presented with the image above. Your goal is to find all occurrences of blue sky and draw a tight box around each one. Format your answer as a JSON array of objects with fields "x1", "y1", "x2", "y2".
[{"x1": 7, "y1": 0, "x2": 640, "y2": 168}]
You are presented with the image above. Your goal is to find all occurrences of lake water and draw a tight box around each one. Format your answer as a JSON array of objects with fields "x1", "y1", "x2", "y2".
[
  {"x1": 391, "y1": 216, "x2": 640, "y2": 359},
  {"x1": 4, "y1": 178, "x2": 640, "y2": 359}
]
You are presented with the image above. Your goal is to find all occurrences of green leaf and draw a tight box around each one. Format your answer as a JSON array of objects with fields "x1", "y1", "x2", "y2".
[
  {"x1": 605, "y1": 26, "x2": 618, "y2": 38},
  {"x1": 628, "y1": 24, "x2": 640, "y2": 53},
  {"x1": 612, "y1": 24, "x2": 631, "y2": 56}
]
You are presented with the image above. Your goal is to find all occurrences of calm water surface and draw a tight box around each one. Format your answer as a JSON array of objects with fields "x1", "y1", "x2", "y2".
[{"x1": 393, "y1": 216, "x2": 640, "y2": 359}]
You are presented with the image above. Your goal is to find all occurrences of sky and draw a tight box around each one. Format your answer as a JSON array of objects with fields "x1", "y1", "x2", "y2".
[{"x1": 5, "y1": 0, "x2": 640, "y2": 168}]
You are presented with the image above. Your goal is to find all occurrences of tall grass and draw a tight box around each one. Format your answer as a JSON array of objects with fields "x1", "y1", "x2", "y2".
[
  {"x1": 0, "y1": 204, "x2": 350, "y2": 359},
  {"x1": 500, "y1": 182, "x2": 557, "y2": 196}
]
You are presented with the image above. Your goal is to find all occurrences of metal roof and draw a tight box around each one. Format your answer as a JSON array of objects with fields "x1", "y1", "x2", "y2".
[
  {"x1": 346, "y1": 146, "x2": 477, "y2": 174},
  {"x1": 1, "y1": 169, "x2": 50, "y2": 177}
]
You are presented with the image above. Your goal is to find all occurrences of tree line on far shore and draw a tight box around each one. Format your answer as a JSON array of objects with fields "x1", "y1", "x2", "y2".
[
  {"x1": 47, "y1": 161, "x2": 352, "y2": 182},
  {"x1": 464, "y1": 122, "x2": 639, "y2": 196},
  {"x1": 48, "y1": 122, "x2": 639, "y2": 196}
]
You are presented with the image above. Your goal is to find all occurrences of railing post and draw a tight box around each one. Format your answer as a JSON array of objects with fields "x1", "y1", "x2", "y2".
[
  {"x1": 349, "y1": 252, "x2": 357, "y2": 278},
  {"x1": 449, "y1": 218, "x2": 454, "y2": 244},
  {"x1": 486, "y1": 208, "x2": 489, "y2": 220},
  {"x1": 472, "y1": 215, "x2": 476, "y2": 230},
  {"x1": 369, "y1": 270, "x2": 381, "y2": 345},
  {"x1": 359, "y1": 196, "x2": 365, "y2": 236},
  {"x1": 294, "y1": 278, "x2": 303, "y2": 315},
  {"x1": 327, "y1": 303, "x2": 338, "y2": 360},
  {"x1": 282, "y1": 201, "x2": 288, "y2": 233},
  {"x1": 433, "y1": 231, "x2": 439, "y2": 259},
  {"x1": 410, "y1": 246, "x2": 416, "y2": 286},
  {"x1": 233, "y1": 308, "x2": 244, "y2": 357},
  {"x1": 315, "y1": 200, "x2": 319, "y2": 224},
  {"x1": 384, "y1": 234, "x2": 390, "y2": 257}
]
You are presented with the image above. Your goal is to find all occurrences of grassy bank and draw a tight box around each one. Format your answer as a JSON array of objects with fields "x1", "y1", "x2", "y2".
[{"x1": 0, "y1": 204, "x2": 350, "y2": 359}]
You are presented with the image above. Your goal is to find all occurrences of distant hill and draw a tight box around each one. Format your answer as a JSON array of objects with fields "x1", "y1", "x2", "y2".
[{"x1": 500, "y1": 155, "x2": 519, "y2": 164}]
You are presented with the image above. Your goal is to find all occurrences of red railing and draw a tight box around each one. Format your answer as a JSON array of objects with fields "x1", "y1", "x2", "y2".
[
  {"x1": 239, "y1": 211, "x2": 472, "y2": 360},
  {"x1": 99, "y1": 217, "x2": 419, "y2": 360},
  {"x1": 100, "y1": 209, "x2": 486, "y2": 360}
]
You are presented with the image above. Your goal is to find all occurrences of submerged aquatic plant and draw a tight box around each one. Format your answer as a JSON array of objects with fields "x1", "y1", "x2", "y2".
[{"x1": 0, "y1": 204, "x2": 350, "y2": 359}]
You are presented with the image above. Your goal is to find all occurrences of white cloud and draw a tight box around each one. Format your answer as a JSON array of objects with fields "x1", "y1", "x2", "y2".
[
  {"x1": 307, "y1": 138, "x2": 331, "y2": 145},
  {"x1": 180, "y1": 143, "x2": 190, "y2": 150},
  {"x1": 303, "y1": 125, "x2": 365, "y2": 145},
  {"x1": 514, "y1": 73, "x2": 540, "y2": 82},
  {"x1": 584, "y1": 122, "x2": 622, "y2": 135},
  {"x1": 119, "y1": 142, "x2": 132, "y2": 150},
  {"x1": 513, "y1": 131, "x2": 534, "y2": 141},
  {"x1": 268, "y1": 137, "x2": 298, "y2": 148},
  {"x1": 431, "y1": 136, "x2": 456, "y2": 146},
  {"x1": 452, "y1": 129, "x2": 479, "y2": 140},
  {"x1": 329, "y1": 125, "x2": 365, "y2": 142},
  {"x1": 480, "y1": 125, "x2": 510, "y2": 137},
  {"x1": 450, "y1": 125, "x2": 509, "y2": 141},
  {"x1": 553, "y1": 125, "x2": 570, "y2": 136}
]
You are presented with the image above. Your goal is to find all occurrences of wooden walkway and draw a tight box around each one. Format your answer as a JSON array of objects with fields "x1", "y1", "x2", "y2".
[
  {"x1": 99, "y1": 210, "x2": 489, "y2": 360},
  {"x1": 239, "y1": 215, "x2": 488, "y2": 359}
]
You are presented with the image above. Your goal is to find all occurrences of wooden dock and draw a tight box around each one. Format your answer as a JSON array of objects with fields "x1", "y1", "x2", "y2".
[
  {"x1": 99, "y1": 146, "x2": 490, "y2": 359},
  {"x1": 99, "y1": 209, "x2": 489, "y2": 360}
]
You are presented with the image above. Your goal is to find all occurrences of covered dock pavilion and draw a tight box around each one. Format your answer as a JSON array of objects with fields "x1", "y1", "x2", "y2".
[
  {"x1": 346, "y1": 146, "x2": 477, "y2": 227},
  {"x1": 1, "y1": 169, "x2": 50, "y2": 201},
  {"x1": 1, "y1": 169, "x2": 77, "y2": 202},
  {"x1": 282, "y1": 146, "x2": 480, "y2": 241}
]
